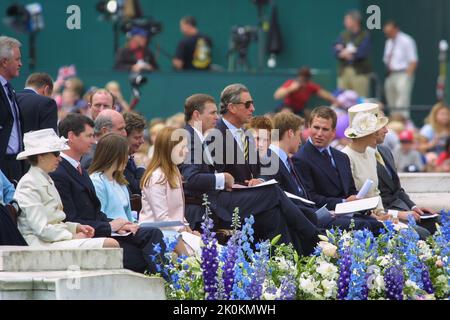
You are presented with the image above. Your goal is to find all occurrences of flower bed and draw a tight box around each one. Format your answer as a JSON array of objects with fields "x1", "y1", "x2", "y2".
[{"x1": 151, "y1": 198, "x2": 450, "y2": 300}]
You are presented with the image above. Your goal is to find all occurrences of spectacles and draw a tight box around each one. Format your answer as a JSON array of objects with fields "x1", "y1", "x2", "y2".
[
  {"x1": 234, "y1": 100, "x2": 254, "y2": 109},
  {"x1": 52, "y1": 151, "x2": 60, "y2": 157}
]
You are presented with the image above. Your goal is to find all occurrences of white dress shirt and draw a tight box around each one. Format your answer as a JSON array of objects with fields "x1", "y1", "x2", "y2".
[{"x1": 383, "y1": 31, "x2": 418, "y2": 71}]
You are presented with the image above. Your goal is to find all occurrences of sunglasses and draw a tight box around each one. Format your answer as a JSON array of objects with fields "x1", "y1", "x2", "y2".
[
  {"x1": 52, "y1": 151, "x2": 61, "y2": 157},
  {"x1": 235, "y1": 100, "x2": 254, "y2": 109}
]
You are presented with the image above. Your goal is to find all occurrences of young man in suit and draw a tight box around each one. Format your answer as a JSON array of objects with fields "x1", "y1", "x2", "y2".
[
  {"x1": 50, "y1": 114, "x2": 165, "y2": 274},
  {"x1": 0, "y1": 36, "x2": 25, "y2": 182},
  {"x1": 292, "y1": 106, "x2": 382, "y2": 233},
  {"x1": 181, "y1": 93, "x2": 320, "y2": 256},
  {"x1": 263, "y1": 111, "x2": 378, "y2": 232},
  {"x1": 16, "y1": 72, "x2": 58, "y2": 134},
  {"x1": 123, "y1": 112, "x2": 146, "y2": 196},
  {"x1": 373, "y1": 125, "x2": 439, "y2": 234}
]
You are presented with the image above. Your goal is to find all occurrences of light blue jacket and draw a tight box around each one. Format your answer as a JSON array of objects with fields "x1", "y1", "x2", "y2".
[
  {"x1": 0, "y1": 170, "x2": 15, "y2": 205},
  {"x1": 90, "y1": 172, "x2": 134, "y2": 222}
]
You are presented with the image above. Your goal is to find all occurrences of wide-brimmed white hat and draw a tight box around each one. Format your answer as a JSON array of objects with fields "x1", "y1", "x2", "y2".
[
  {"x1": 344, "y1": 103, "x2": 389, "y2": 139},
  {"x1": 17, "y1": 129, "x2": 70, "y2": 160}
]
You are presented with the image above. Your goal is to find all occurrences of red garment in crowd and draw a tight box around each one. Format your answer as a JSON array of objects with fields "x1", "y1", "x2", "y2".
[
  {"x1": 436, "y1": 151, "x2": 450, "y2": 166},
  {"x1": 281, "y1": 80, "x2": 321, "y2": 113}
]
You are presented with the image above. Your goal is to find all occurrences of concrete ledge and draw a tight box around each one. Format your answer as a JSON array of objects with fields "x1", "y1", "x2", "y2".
[
  {"x1": 0, "y1": 270, "x2": 166, "y2": 300},
  {"x1": 407, "y1": 193, "x2": 450, "y2": 211},
  {"x1": 399, "y1": 173, "x2": 450, "y2": 193},
  {"x1": 0, "y1": 247, "x2": 123, "y2": 272}
]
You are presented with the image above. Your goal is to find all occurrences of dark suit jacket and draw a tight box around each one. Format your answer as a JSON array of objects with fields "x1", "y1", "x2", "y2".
[
  {"x1": 211, "y1": 118, "x2": 260, "y2": 184},
  {"x1": 260, "y1": 148, "x2": 318, "y2": 225},
  {"x1": 50, "y1": 158, "x2": 112, "y2": 237},
  {"x1": 377, "y1": 144, "x2": 415, "y2": 211},
  {"x1": 0, "y1": 82, "x2": 23, "y2": 157},
  {"x1": 124, "y1": 156, "x2": 145, "y2": 196},
  {"x1": 16, "y1": 89, "x2": 58, "y2": 134},
  {"x1": 292, "y1": 140, "x2": 357, "y2": 210}
]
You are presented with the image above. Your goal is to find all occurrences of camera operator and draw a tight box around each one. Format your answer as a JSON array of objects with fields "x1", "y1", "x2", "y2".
[
  {"x1": 172, "y1": 16, "x2": 212, "y2": 71},
  {"x1": 114, "y1": 27, "x2": 159, "y2": 73}
]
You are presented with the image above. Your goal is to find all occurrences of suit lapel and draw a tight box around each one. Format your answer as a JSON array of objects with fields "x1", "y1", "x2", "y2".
[
  {"x1": 61, "y1": 158, "x2": 97, "y2": 198},
  {"x1": 0, "y1": 83, "x2": 13, "y2": 117},
  {"x1": 377, "y1": 161, "x2": 397, "y2": 191},
  {"x1": 306, "y1": 142, "x2": 342, "y2": 189}
]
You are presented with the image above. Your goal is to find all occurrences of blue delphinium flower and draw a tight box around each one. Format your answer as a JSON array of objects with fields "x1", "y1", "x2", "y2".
[
  {"x1": 432, "y1": 211, "x2": 450, "y2": 292},
  {"x1": 420, "y1": 263, "x2": 435, "y2": 294},
  {"x1": 337, "y1": 248, "x2": 352, "y2": 300},
  {"x1": 221, "y1": 231, "x2": 241, "y2": 299},
  {"x1": 384, "y1": 263, "x2": 404, "y2": 300},
  {"x1": 231, "y1": 215, "x2": 256, "y2": 300},
  {"x1": 278, "y1": 274, "x2": 297, "y2": 300},
  {"x1": 346, "y1": 230, "x2": 370, "y2": 300},
  {"x1": 246, "y1": 240, "x2": 270, "y2": 299},
  {"x1": 201, "y1": 194, "x2": 219, "y2": 300},
  {"x1": 397, "y1": 223, "x2": 423, "y2": 290}
]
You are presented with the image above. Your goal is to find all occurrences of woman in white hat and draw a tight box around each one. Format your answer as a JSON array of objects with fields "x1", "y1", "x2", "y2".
[
  {"x1": 342, "y1": 103, "x2": 389, "y2": 210},
  {"x1": 14, "y1": 129, "x2": 119, "y2": 249},
  {"x1": 342, "y1": 104, "x2": 431, "y2": 238}
]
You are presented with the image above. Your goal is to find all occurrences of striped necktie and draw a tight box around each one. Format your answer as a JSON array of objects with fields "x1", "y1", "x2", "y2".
[{"x1": 238, "y1": 129, "x2": 248, "y2": 162}]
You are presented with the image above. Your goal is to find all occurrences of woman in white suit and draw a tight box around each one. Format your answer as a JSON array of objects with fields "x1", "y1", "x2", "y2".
[{"x1": 14, "y1": 129, "x2": 119, "y2": 248}]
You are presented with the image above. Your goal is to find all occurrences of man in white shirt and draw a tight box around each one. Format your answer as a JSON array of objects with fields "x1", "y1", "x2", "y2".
[{"x1": 383, "y1": 20, "x2": 418, "y2": 118}]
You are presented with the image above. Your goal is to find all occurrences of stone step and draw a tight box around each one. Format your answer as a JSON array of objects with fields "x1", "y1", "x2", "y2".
[
  {"x1": 0, "y1": 246, "x2": 123, "y2": 272},
  {"x1": 407, "y1": 193, "x2": 450, "y2": 211},
  {"x1": 399, "y1": 173, "x2": 450, "y2": 193},
  {"x1": 0, "y1": 270, "x2": 166, "y2": 300}
]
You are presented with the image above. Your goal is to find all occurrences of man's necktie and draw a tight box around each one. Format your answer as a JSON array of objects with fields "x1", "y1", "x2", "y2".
[
  {"x1": 287, "y1": 157, "x2": 306, "y2": 197},
  {"x1": 238, "y1": 129, "x2": 249, "y2": 162},
  {"x1": 375, "y1": 150, "x2": 386, "y2": 167},
  {"x1": 322, "y1": 149, "x2": 334, "y2": 167},
  {"x1": 5, "y1": 82, "x2": 22, "y2": 151},
  {"x1": 76, "y1": 163, "x2": 83, "y2": 175}
]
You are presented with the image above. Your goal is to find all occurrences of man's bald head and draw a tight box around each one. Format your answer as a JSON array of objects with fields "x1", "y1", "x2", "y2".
[{"x1": 94, "y1": 109, "x2": 127, "y2": 138}]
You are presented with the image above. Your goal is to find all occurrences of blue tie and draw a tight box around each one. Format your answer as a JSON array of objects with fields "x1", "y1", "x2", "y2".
[
  {"x1": 287, "y1": 157, "x2": 305, "y2": 197},
  {"x1": 4, "y1": 82, "x2": 22, "y2": 152}
]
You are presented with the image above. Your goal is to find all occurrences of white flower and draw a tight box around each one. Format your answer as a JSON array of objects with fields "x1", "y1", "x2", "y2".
[
  {"x1": 318, "y1": 241, "x2": 338, "y2": 258},
  {"x1": 299, "y1": 276, "x2": 320, "y2": 295},
  {"x1": 417, "y1": 240, "x2": 433, "y2": 260},
  {"x1": 318, "y1": 235, "x2": 329, "y2": 242},
  {"x1": 405, "y1": 280, "x2": 421, "y2": 291},
  {"x1": 316, "y1": 261, "x2": 338, "y2": 278},
  {"x1": 274, "y1": 256, "x2": 295, "y2": 273},
  {"x1": 321, "y1": 279, "x2": 337, "y2": 298},
  {"x1": 351, "y1": 112, "x2": 378, "y2": 135},
  {"x1": 376, "y1": 255, "x2": 392, "y2": 267}
]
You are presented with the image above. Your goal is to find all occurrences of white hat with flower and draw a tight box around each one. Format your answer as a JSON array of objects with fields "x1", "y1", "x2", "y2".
[
  {"x1": 16, "y1": 129, "x2": 70, "y2": 160},
  {"x1": 344, "y1": 103, "x2": 389, "y2": 139}
]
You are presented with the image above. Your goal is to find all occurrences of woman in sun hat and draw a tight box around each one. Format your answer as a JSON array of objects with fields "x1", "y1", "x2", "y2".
[
  {"x1": 14, "y1": 129, "x2": 119, "y2": 249},
  {"x1": 342, "y1": 104, "x2": 431, "y2": 239}
]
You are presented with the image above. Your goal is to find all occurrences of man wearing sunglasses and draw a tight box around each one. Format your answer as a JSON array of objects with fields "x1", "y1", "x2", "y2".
[{"x1": 212, "y1": 83, "x2": 262, "y2": 186}]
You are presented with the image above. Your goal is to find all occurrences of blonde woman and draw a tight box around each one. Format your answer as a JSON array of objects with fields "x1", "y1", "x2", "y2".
[
  {"x1": 140, "y1": 127, "x2": 200, "y2": 255},
  {"x1": 14, "y1": 129, "x2": 118, "y2": 248},
  {"x1": 418, "y1": 102, "x2": 450, "y2": 155}
]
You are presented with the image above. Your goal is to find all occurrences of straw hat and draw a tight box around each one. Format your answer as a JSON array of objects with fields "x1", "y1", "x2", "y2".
[
  {"x1": 17, "y1": 129, "x2": 70, "y2": 160},
  {"x1": 344, "y1": 103, "x2": 389, "y2": 139}
]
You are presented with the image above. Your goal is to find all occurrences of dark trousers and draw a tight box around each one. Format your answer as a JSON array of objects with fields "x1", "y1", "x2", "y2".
[
  {"x1": 114, "y1": 226, "x2": 165, "y2": 274},
  {"x1": 0, "y1": 156, "x2": 25, "y2": 183},
  {"x1": 0, "y1": 204, "x2": 27, "y2": 246}
]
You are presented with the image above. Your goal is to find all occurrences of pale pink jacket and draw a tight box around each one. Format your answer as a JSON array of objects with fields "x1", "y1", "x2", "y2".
[{"x1": 139, "y1": 168, "x2": 187, "y2": 231}]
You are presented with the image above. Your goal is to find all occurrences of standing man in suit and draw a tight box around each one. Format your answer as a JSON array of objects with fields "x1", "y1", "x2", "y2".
[
  {"x1": 181, "y1": 93, "x2": 320, "y2": 256},
  {"x1": 0, "y1": 36, "x2": 24, "y2": 182},
  {"x1": 123, "y1": 112, "x2": 146, "y2": 195},
  {"x1": 372, "y1": 125, "x2": 438, "y2": 234},
  {"x1": 213, "y1": 83, "x2": 262, "y2": 185},
  {"x1": 16, "y1": 72, "x2": 58, "y2": 134},
  {"x1": 50, "y1": 114, "x2": 165, "y2": 274},
  {"x1": 264, "y1": 111, "x2": 377, "y2": 232}
]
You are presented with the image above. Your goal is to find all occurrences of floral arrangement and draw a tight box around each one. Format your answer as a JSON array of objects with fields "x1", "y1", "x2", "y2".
[{"x1": 150, "y1": 198, "x2": 450, "y2": 300}]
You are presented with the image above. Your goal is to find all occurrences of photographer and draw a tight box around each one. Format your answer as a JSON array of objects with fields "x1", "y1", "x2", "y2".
[
  {"x1": 173, "y1": 16, "x2": 212, "y2": 71},
  {"x1": 114, "y1": 27, "x2": 159, "y2": 73}
]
